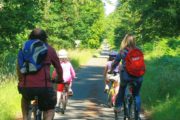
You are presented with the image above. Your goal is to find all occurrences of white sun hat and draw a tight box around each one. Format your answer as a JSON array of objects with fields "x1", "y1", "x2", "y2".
[{"x1": 57, "y1": 49, "x2": 68, "y2": 58}]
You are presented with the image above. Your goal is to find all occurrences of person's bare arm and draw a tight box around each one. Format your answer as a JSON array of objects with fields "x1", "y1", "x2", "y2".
[
  {"x1": 104, "y1": 65, "x2": 108, "y2": 78},
  {"x1": 50, "y1": 47, "x2": 63, "y2": 82},
  {"x1": 16, "y1": 61, "x2": 23, "y2": 81}
]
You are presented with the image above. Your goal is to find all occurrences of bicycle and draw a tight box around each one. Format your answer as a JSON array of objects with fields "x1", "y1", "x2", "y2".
[
  {"x1": 106, "y1": 73, "x2": 119, "y2": 108},
  {"x1": 115, "y1": 81, "x2": 140, "y2": 120},
  {"x1": 27, "y1": 80, "x2": 62, "y2": 120},
  {"x1": 106, "y1": 79, "x2": 116, "y2": 108},
  {"x1": 55, "y1": 83, "x2": 69, "y2": 114},
  {"x1": 28, "y1": 96, "x2": 42, "y2": 120}
]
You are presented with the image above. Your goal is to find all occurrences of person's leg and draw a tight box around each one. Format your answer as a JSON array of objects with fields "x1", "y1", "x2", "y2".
[
  {"x1": 21, "y1": 97, "x2": 30, "y2": 120},
  {"x1": 68, "y1": 82, "x2": 73, "y2": 95},
  {"x1": 104, "y1": 79, "x2": 110, "y2": 92},
  {"x1": 112, "y1": 81, "x2": 119, "y2": 105},
  {"x1": 134, "y1": 78, "x2": 143, "y2": 112},
  {"x1": 115, "y1": 81, "x2": 126, "y2": 108},
  {"x1": 114, "y1": 71, "x2": 128, "y2": 111},
  {"x1": 39, "y1": 87, "x2": 57, "y2": 119},
  {"x1": 43, "y1": 109, "x2": 55, "y2": 120},
  {"x1": 56, "y1": 84, "x2": 64, "y2": 107},
  {"x1": 114, "y1": 81, "x2": 120, "y2": 95},
  {"x1": 56, "y1": 91, "x2": 62, "y2": 107}
]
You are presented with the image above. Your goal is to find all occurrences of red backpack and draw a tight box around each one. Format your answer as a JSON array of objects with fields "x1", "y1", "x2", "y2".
[{"x1": 125, "y1": 48, "x2": 146, "y2": 77}]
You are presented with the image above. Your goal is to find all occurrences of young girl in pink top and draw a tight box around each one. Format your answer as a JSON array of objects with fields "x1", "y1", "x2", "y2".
[
  {"x1": 52, "y1": 49, "x2": 76, "y2": 109},
  {"x1": 104, "y1": 51, "x2": 121, "y2": 105}
]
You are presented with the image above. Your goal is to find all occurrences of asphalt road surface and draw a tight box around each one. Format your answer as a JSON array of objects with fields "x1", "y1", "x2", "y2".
[{"x1": 54, "y1": 48, "x2": 146, "y2": 120}]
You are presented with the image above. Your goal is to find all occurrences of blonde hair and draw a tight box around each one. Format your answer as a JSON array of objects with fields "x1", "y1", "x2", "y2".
[{"x1": 120, "y1": 34, "x2": 136, "y2": 51}]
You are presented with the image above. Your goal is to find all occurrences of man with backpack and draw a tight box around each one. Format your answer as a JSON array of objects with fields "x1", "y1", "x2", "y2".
[
  {"x1": 17, "y1": 28, "x2": 64, "y2": 120},
  {"x1": 111, "y1": 34, "x2": 145, "y2": 119}
]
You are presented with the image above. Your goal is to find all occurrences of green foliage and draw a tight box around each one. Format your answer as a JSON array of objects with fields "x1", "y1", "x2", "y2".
[
  {"x1": 141, "y1": 37, "x2": 180, "y2": 119},
  {"x1": 0, "y1": 0, "x2": 105, "y2": 56},
  {"x1": 0, "y1": 51, "x2": 17, "y2": 83},
  {"x1": 0, "y1": 0, "x2": 44, "y2": 51},
  {"x1": 0, "y1": 0, "x2": 106, "y2": 81},
  {"x1": 106, "y1": 0, "x2": 180, "y2": 46},
  {"x1": 151, "y1": 92, "x2": 180, "y2": 120}
]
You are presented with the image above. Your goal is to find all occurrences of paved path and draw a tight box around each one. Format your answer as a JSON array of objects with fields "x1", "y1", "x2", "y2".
[{"x1": 54, "y1": 49, "x2": 146, "y2": 120}]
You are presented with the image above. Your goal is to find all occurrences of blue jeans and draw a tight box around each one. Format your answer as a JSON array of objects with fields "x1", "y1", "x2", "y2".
[{"x1": 115, "y1": 70, "x2": 143, "y2": 112}]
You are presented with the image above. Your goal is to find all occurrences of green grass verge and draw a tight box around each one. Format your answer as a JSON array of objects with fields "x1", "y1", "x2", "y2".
[
  {"x1": 141, "y1": 37, "x2": 180, "y2": 119},
  {"x1": 151, "y1": 92, "x2": 180, "y2": 120},
  {"x1": 0, "y1": 80, "x2": 21, "y2": 120}
]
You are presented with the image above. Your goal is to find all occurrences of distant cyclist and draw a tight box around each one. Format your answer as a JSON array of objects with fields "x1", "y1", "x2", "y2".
[
  {"x1": 52, "y1": 49, "x2": 76, "y2": 111},
  {"x1": 111, "y1": 34, "x2": 145, "y2": 118},
  {"x1": 104, "y1": 51, "x2": 121, "y2": 104},
  {"x1": 17, "y1": 28, "x2": 64, "y2": 120}
]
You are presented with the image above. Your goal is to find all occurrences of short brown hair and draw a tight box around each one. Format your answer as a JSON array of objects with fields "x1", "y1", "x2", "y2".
[{"x1": 29, "y1": 28, "x2": 48, "y2": 42}]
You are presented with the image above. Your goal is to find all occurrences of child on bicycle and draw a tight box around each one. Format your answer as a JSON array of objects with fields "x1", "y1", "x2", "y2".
[
  {"x1": 52, "y1": 49, "x2": 76, "y2": 110},
  {"x1": 104, "y1": 51, "x2": 121, "y2": 105}
]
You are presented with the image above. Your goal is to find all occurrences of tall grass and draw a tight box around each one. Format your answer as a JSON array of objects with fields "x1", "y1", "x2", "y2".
[
  {"x1": 0, "y1": 80, "x2": 21, "y2": 120},
  {"x1": 151, "y1": 92, "x2": 180, "y2": 120},
  {"x1": 0, "y1": 51, "x2": 17, "y2": 83},
  {"x1": 141, "y1": 37, "x2": 180, "y2": 120}
]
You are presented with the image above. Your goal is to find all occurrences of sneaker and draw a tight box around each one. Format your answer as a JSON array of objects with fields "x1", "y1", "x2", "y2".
[
  {"x1": 55, "y1": 106, "x2": 60, "y2": 112},
  {"x1": 114, "y1": 106, "x2": 122, "y2": 113},
  {"x1": 104, "y1": 85, "x2": 109, "y2": 93},
  {"x1": 68, "y1": 88, "x2": 73, "y2": 96}
]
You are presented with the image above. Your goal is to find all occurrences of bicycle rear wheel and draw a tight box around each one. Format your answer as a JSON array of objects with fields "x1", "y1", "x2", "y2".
[
  {"x1": 126, "y1": 96, "x2": 139, "y2": 120},
  {"x1": 129, "y1": 97, "x2": 135, "y2": 120},
  {"x1": 60, "y1": 92, "x2": 68, "y2": 114},
  {"x1": 28, "y1": 105, "x2": 42, "y2": 120},
  {"x1": 123, "y1": 96, "x2": 129, "y2": 120},
  {"x1": 35, "y1": 109, "x2": 42, "y2": 120}
]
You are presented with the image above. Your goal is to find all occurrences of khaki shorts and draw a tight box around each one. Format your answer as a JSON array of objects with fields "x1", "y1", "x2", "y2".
[{"x1": 106, "y1": 73, "x2": 120, "y2": 83}]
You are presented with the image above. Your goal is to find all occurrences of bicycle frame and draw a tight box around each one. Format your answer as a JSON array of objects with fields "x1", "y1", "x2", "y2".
[
  {"x1": 59, "y1": 83, "x2": 69, "y2": 114},
  {"x1": 123, "y1": 82, "x2": 139, "y2": 120},
  {"x1": 28, "y1": 96, "x2": 42, "y2": 120},
  {"x1": 107, "y1": 79, "x2": 116, "y2": 108}
]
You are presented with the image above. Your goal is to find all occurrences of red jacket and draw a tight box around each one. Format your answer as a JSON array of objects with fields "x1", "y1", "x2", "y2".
[{"x1": 17, "y1": 45, "x2": 63, "y2": 88}]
